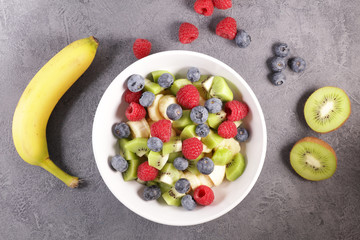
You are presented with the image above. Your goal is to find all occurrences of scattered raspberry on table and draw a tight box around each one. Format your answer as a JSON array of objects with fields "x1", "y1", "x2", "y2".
[{"x1": 133, "y1": 39, "x2": 152, "y2": 59}]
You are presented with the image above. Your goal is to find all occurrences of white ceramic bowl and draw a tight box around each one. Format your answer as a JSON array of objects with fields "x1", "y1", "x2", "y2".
[{"x1": 92, "y1": 50, "x2": 267, "y2": 226}]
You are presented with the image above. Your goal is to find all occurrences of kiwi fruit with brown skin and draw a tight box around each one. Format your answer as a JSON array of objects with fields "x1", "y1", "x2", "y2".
[
  {"x1": 290, "y1": 137, "x2": 337, "y2": 181},
  {"x1": 304, "y1": 86, "x2": 351, "y2": 133}
]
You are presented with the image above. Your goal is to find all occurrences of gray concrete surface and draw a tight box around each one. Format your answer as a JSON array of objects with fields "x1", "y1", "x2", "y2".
[{"x1": 1, "y1": 0, "x2": 360, "y2": 239}]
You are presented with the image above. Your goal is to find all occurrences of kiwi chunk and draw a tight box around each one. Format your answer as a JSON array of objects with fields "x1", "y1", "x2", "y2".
[
  {"x1": 201, "y1": 130, "x2": 224, "y2": 149},
  {"x1": 151, "y1": 70, "x2": 175, "y2": 83},
  {"x1": 212, "y1": 148, "x2": 233, "y2": 165},
  {"x1": 304, "y1": 87, "x2": 351, "y2": 133},
  {"x1": 186, "y1": 153, "x2": 204, "y2": 175},
  {"x1": 144, "y1": 79, "x2": 164, "y2": 95},
  {"x1": 162, "y1": 188, "x2": 182, "y2": 206},
  {"x1": 170, "y1": 79, "x2": 192, "y2": 95},
  {"x1": 180, "y1": 125, "x2": 197, "y2": 140},
  {"x1": 122, "y1": 160, "x2": 141, "y2": 181},
  {"x1": 119, "y1": 138, "x2": 139, "y2": 161},
  {"x1": 168, "y1": 152, "x2": 183, "y2": 163},
  {"x1": 162, "y1": 137, "x2": 182, "y2": 155},
  {"x1": 225, "y1": 153, "x2": 246, "y2": 181},
  {"x1": 159, "y1": 163, "x2": 181, "y2": 186},
  {"x1": 207, "y1": 110, "x2": 226, "y2": 129},
  {"x1": 209, "y1": 76, "x2": 233, "y2": 102},
  {"x1": 290, "y1": 137, "x2": 337, "y2": 181},
  {"x1": 148, "y1": 151, "x2": 169, "y2": 170},
  {"x1": 124, "y1": 138, "x2": 150, "y2": 157},
  {"x1": 172, "y1": 110, "x2": 192, "y2": 130},
  {"x1": 158, "y1": 182, "x2": 172, "y2": 194}
]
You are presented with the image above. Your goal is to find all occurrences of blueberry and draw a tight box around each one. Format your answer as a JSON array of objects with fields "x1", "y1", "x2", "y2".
[
  {"x1": 112, "y1": 122, "x2": 130, "y2": 139},
  {"x1": 110, "y1": 155, "x2": 128, "y2": 172},
  {"x1": 175, "y1": 178, "x2": 190, "y2": 194},
  {"x1": 270, "y1": 72, "x2": 286, "y2": 86},
  {"x1": 235, "y1": 127, "x2": 249, "y2": 142},
  {"x1": 166, "y1": 103, "x2": 183, "y2": 120},
  {"x1": 147, "y1": 137, "x2": 163, "y2": 152},
  {"x1": 173, "y1": 157, "x2": 188, "y2": 171},
  {"x1": 181, "y1": 195, "x2": 197, "y2": 211},
  {"x1": 127, "y1": 74, "x2": 145, "y2": 92},
  {"x1": 196, "y1": 124, "x2": 210, "y2": 137},
  {"x1": 187, "y1": 67, "x2": 201, "y2": 82},
  {"x1": 235, "y1": 29, "x2": 251, "y2": 48},
  {"x1": 139, "y1": 91, "x2": 155, "y2": 107},
  {"x1": 269, "y1": 57, "x2": 286, "y2": 72},
  {"x1": 190, "y1": 106, "x2": 208, "y2": 124},
  {"x1": 273, "y1": 42, "x2": 290, "y2": 57},
  {"x1": 158, "y1": 73, "x2": 174, "y2": 88},
  {"x1": 204, "y1": 98, "x2": 222, "y2": 114},
  {"x1": 197, "y1": 157, "x2": 214, "y2": 175},
  {"x1": 143, "y1": 185, "x2": 161, "y2": 201},
  {"x1": 289, "y1": 57, "x2": 306, "y2": 73}
]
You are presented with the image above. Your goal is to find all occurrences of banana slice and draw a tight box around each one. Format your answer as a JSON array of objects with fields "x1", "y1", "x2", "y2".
[
  {"x1": 181, "y1": 171, "x2": 201, "y2": 190},
  {"x1": 208, "y1": 165, "x2": 226, "y2": 186},
  {"x1": 197, "y1": 174, "x2": 214, "y2": 188},
  {"x1": 215, "y1": 138, "x2": 241, "y2": 156},
  {"x1": 148, "y1": 94, "x2": 164, "y2": 121},
  {"x1": 199, "y1": 95, "x2": 206, "y2": 106},
  {"x1": 158, "y1": 95, "x2": 177, "y2": 120},
  {"x1": 234, "y1": 120, "x2": 242, "y2": 128},
  {"x1": 171, "y1": 128, "x2": 177, "y2": 137},
  {"x1": 127, "y1": 118, "x2": 150, "y2": 138},
  {"x1": 202, "y1": 144, "x2": 212, "y2": 153}
]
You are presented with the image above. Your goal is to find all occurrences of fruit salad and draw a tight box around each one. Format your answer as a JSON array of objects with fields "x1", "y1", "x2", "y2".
[{"x1": 110, "y1": 67, "x2": 249, "y2": 210}]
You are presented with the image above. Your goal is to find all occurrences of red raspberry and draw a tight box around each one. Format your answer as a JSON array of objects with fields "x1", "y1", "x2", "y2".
[
  {"x1": 182, "y1": 138, "x2": 203, "y2": 160},
  {"x1": 124, "y1": 89, "x2": 142, "y2": 104},
  {"x1": 150, "y1": 119, "x2": 172, "y2": 143},
  {"x1": 213, "y1": 0, "x2": 232, "y2": 9},
  {"x1": 194, "y1": 0, "x2": 214, "y2": 16},
  {"x1": 176, "y1": 85, "x2": 200, "y2": 109},
  {"x1": 125, "y1": 102, "x2": 146, "y2": 121},
  {"x1": 137, "y1": 161, "x2": 159, "y2": 181},
  {"x1": 133, "y1": 39, "x2": 151, "y2": 59},
  {"x1": 217, "y1": 121, "x2": 237, "y2": 138},
  {"x1": 215, "y1": 17, "x2": 237, "y2": 40},
  {"x1": 225, "y1": 100, "x2": 249, "y2": 121},
  {"x1": 193, "y1": 185, "x2": 214, "y2": 206},
  {"x1": 179, "y1": 23, "x2": 199, "y2": 44}
]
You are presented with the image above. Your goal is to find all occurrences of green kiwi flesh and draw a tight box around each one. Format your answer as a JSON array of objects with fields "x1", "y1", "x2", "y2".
[
  {"x1": 124, "y1": 138, "x2": 150, "y2": 157},
  {"x1": 172, "y1": 110, "x2": 192, "y2": 130},
  {"x1": 304, "y1": 86, "x2": 351, "y2": 133},
  {"x1": 225, "y1": 153, "x2": 246, "y2": 181},
  {"x1": 148, "y1": 151, "x2": 169, "y2": 170},
  {"x1": 144, "y1": 79, "x2": 164, "y2": 95},
  {"x1": 151, "y1": 70, "x2": 175, "y2": 83},
  {"x1": 290, "y1": 137, "x2": 337, "y2": 181},
  {"x1": 180, "y1": 125, "x2": 197, "y2": 140},
  {"x1": 201, "y1": 130, "x2": 224, "y2": 149},
  {"x1": 170, "y1": 79, "x2": 192, "y2": 95},
  {"x1": 212, "y1": 148, "x2": 233, "y2": 165},
  {"x1": 119, "y1": 138, "x2": 139, "y2": 161},
  {"x1": 122, "y1": 160, "x2": 141, "y2": 181},
  {"x1": 207, "y1": 110, "x2": 226, "y2": 129},
  {"x1": 168, "y1": 152, "x2": 183, "y2": 163},
  {"x1": 209, "y1": 76, "x2": 233, "y2": 102},
  {"x1": 162, "y1": 137, "x2": 182, "y2": 155}
]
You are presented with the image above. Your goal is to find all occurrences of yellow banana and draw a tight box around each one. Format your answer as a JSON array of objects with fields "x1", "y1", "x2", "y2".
[{"x1": 12, "y1": 36, "x2": 99, "y2": 188}]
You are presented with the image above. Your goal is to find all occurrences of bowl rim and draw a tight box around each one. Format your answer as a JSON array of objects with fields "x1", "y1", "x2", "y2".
[{"x1": 92, "y1": 50, "x2": 267, "y2": 226}]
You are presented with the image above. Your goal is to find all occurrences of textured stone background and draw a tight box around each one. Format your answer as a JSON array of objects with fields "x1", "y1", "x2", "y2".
[{"x1": 1, "y1": 0, "x2": 360, "y2": 239}]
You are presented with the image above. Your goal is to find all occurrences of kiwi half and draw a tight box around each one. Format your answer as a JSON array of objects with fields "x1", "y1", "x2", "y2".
[
  {"x1": 304, "y1": 86, "x2": 351, "y2": 133},
  {"x1": 290, "y1": 137, "x2": 337, "y2": 181}
]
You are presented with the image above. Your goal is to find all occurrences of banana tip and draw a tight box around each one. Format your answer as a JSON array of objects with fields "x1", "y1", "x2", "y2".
[{"x1": 90, "y1": 36, "x2": 99, "y2": 46}]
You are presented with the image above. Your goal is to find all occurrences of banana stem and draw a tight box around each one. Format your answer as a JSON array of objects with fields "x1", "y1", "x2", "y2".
[{"x1": 40, "y1": 158, "x2": 79, "y2": 188}]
